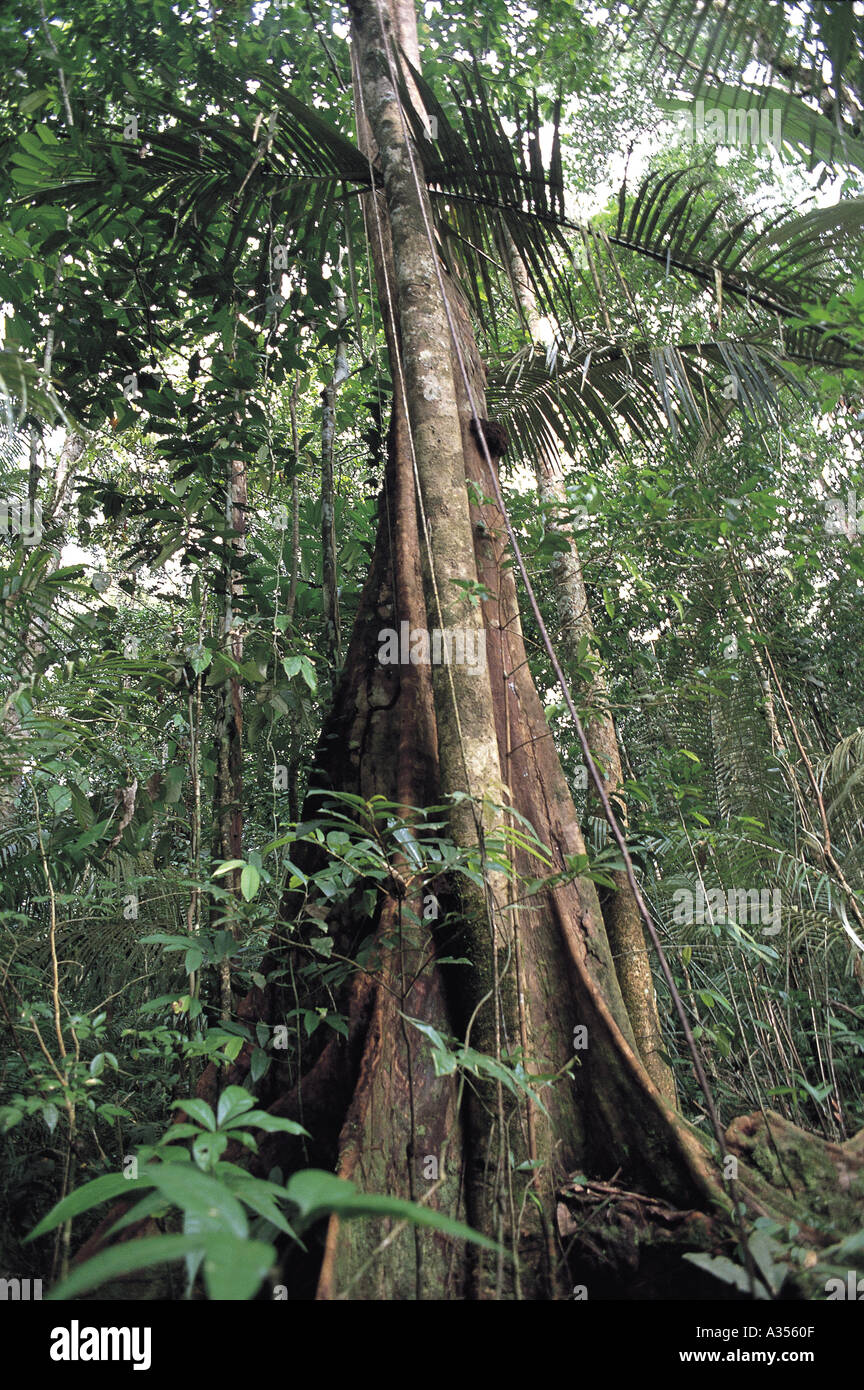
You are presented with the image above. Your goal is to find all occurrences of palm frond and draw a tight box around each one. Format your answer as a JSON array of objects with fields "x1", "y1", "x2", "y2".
[
  {"x1": 0, "y1": 351, "x2": 69, "y2": 431},
  {"x1": 485, "y1": 324, "x2": 854, "y2": 466},
  {"x1": 628, "y1": 0, "x2": 864, "y2": 174},
  {"x1": 609, "y1": 173, "x2": 860, "y2": 315}
]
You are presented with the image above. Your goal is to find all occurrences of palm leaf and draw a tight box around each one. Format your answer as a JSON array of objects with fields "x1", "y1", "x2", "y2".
[
  {"x1": 486, "y1": 319, "x2": 861, "y2": 467},
  {"x1": 629, "y1": 0, "x2": 864, "y2": 174}
]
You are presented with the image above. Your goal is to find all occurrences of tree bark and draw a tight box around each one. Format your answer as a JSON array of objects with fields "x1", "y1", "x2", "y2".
[
  {"x1": 214, "y1": 453, "x2": 247, "y2": 1018},
  {"x1": 321, "y1": 293, "x2": 347, "y2": 665}
]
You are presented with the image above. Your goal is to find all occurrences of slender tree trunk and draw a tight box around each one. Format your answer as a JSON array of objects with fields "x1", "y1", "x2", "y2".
[
  {"x1": 321, "y1": 293, "x2": 347, "y2": 665},
  {"x1": 502, "y1": 231, "x2": 676, "y2": 1102},
  {"x1": 287, "y1": 373, "x2": 302, "y2": 622},
  {"x1": 214, "y1": 454, "x2": 247, "y2": 1019}
]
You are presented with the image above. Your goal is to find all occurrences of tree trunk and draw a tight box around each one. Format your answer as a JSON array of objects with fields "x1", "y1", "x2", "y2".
[
  {"x1": 501, "y1": 229, "x2": 676, "y2": 1103},
  {"x1": 537, "y1": 463, "x2": 677, "y2": 1103},
  {"x1": 254, "y1": 0, "x2": 723, "y2": 1299},
  {"x1": 214, "y1": 453, "x2": 247, "y2": 1019},
  {"x1": 321, "y1": 294, "x2": 347, "y2": 665}
]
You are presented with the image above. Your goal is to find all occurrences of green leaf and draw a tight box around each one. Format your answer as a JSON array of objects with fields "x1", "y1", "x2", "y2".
[
  {"x1": 20, "y1": 90, "x2": 50, "y2": 115},
  {"x1": 283, "y1": 1170, "x2": 501, "y2": 1252},
  {"x1": 171, "y1": 1098, "x2": 216, "y2": 1131},
  {"x1": 216, "y1": 1086, "x2": 256, "y2": 1128},
  {"x1": 46, "y1": 1234, "x2": 214, "y2": 1301},
  {"x1": 298, "y1": 656, "x2": 317, "y2": 693},
  {"x1": 835, "y1": 1228, "x2": 864, "y2": 1260},
  {"x1": 250, "y1": 1048, "x2": 270, "y2": 1084},
  {"x1": 225, "y1": 1111, "x2": 308, "y2": 1136},
  {"x1": 201, "y1": 1235, "x2": 275, "y2": 1300},
  {"x1": 27, "y1": 1173, "x2": 139, "y2": 1240},
  {"x1": 230, "y1": 1179, "x2": 301, "y2": 1241},
  {"x1": 402, "y1": 1015, "x2": 448, "y2": 1053},
  {"x1": 193, "y1": 1132, "x2": 228, "y2": 1169},
  {"x1": 683, "y1": 1252, "x2": 769, "y2": 1298},
  {"x1": 145, "y1": 1165, "x2": 248, "y2": 1238},
  {"x1": 240, "y1": 863, "x2": 261, "y2": 901},
  {"x1": 212, "y1": 859, "x2": 246, "y2": 877}
]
